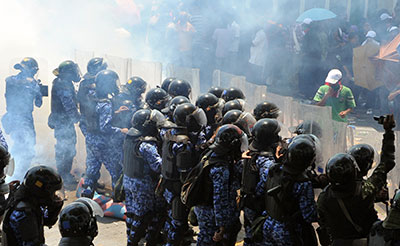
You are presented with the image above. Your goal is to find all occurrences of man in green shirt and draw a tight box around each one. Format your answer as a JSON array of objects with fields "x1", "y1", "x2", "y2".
[{"x1": 313, "y1": 69, "x2": 356, "y2": 122}]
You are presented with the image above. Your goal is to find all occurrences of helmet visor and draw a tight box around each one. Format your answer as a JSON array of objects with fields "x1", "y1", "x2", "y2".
[
  {"x1": 190, "y1": 108, "x2": 207, "y2": 127},
  {"x1": 240, "y1": 133, "x2": 249, "y2": 152},
  {"x1": 75, "y1": 197, "x2": 104, "y2": 217},
  {"x1": 238, "y1": 112, "x2": 256, "y2": 136},
  {"x1": 150, "y1": 109, "x2": 166, "y2": 127}
]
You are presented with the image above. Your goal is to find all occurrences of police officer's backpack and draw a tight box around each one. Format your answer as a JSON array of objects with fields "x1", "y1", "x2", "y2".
[{"x1": 181, "y1": 150, "x2": 226, "y2": 208}]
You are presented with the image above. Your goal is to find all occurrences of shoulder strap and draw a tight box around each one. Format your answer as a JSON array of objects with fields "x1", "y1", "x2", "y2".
[{"x1": 336, "y1": 198, "x2": 363, "y2": 233}]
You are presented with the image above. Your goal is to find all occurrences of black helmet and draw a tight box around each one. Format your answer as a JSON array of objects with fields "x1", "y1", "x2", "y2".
[
  {"x1": 168, "y1": 79, "x2": 192, "y2": 98},
  {"x1": 161, "y1": 77, "x2": 176, "y2": 92},
  {"x1": 173, "y1": 103, "x2": 207, "y2": 132},
  {"x1": 222, "y1": 99, "x2": 245, "y2": 115},
  {"x1": 253, "y1": 101, "x2": 280, "y2": 120},
  {"x1": 126, "y1": 76, "x2": 147, "y2": 95},
  {"x1": 162, "y1": 96, "x2": 190, "y2": 116},
  {"x1": 222, "y1": 110, "x2": 256, "y2": 136},
  {"x1": 210, "y1": 124, "x2": 249, "y2": 157},
  {"x1": 291, "y1": 120, "x2": 322, "y2": 139},
  {"x1": 196, "y1": 93, "x2": 223, "y2": 124},
  {"x1": 95, "y1": 70, "x2": 120, "y2": 98},
  {"x1": 284, "y1": 136, "x2": 316, "y2": 175},
  {"x1": 347, "y1": 144, "x2": 374, "y2": 178},
  {"x1": 221, "y1": 87, "x2": 245, "y2": 101},
  {"x1": 23, "y1": 165, "x2": 62, "y2": 199},
  {"x1": 145, "y1": 88, "x2": 170, "y2": 111},
  {"x1": 54, "y1": 60, "x2": 81, "y2": 82},
  {"x1": 208, "y1": 86, "x2": 225, "y2": 98},
  {"x1": 59, "y1": 198, "x2": 102, "y2": 239},
  {"x1": 14, "y1": 57, "x2": 39, "y2": 76},
  {"x1": 0, "y1": 145, "x2": 10, "y2": 174},
  {"x1": 87, "y1": 57, "x2": 107, "y2": 76},
  {"x1": 131, "y1": 109, "x2": 165, "y2": 136},
  {"x1": 326, "y1": 153, "x2": 359, "y2": 186},
  {"x1": 251, "y1": 119, "x2": 281, "y2": 150}
]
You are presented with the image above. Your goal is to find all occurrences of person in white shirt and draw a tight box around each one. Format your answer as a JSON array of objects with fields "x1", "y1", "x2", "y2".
[{"x1": 248, "y1": 25, "x2": 268, "y2": 84}]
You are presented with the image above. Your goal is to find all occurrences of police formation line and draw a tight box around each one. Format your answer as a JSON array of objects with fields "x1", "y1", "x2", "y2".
[{"x1": 0, "y1": 57, "x2": 399, "y2": 246}]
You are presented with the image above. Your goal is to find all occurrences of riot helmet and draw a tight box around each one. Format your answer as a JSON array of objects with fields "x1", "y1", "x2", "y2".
[
  {"x1": 59, "y1": 197, "x2": 103, "y2": 239},
  {"x1": 284, "y1": 136, "x2": 316, "y2": 175},
  {"x1": 196, "y1": 93, "x2": 223, "y2": 125},
  {"x1": 14, "y1": 57, "x2": 39, "y2": 77},
  {"x1": 210, "y1": 124, "x2": 249, "y2": 158},
  {"x1": 253, "y1": 101, "x2": 280, "y2": 120},
  {"x1": 95, "y1": 70, "x2": 120, "y2": 98},
  {"x1": 347, "y1": 144, "x2": 375, "y2": 178},
  {"x1": 222, "y1": 99, "x2": 245, "y2": 115},
  {"x1": 131, "y1": 109, "x2": 165, "y2": 136},
  {"x1": 125, "y1": 76, "x2": 147, "y2": 95},
  {"x1": 291, "y1": 120, "x2": 322, "y2": 139},
  {"x1": 208, "y1": 86, "x2": 225, "y2": 98},
  {"x1": 222, "y1": 110, "x2": 256, "y2": 136},
  {"x1": 292, "y1": 134, "x2": 323, "y2": 168},
  {"x1": 23, "y1": 165, "x2": 63, "y2": 200},
  {"x1": 251, "y1": 119, "x2": 281, "y2": 150},
  {"x1": 53, "y1": 60, "x2": 81, "y2": 82},
  {"x1": 168, "y1": 79, "x2": 192, "y2": 98},
  {"x1": 221, "y1": 87, "x2": 245, "y2": 101},
  {"x1": 326, "y1": 153, "x2": 359, "y2": 187},
  {"x1": 161, "y1": 77, "x2": 176, "y2": 92},
  {"x1": 145, "y1": 88, "x2": 170, "y2": 111},
  {"x1": 162, "y1": 96, "x2": 190, "y2": 116},
  {"x1": 173, "y1": 103, "x2": 207, "y2": 132},
  {"x1": 87, "y1": 57, "x2": 107, "y2": 76}
]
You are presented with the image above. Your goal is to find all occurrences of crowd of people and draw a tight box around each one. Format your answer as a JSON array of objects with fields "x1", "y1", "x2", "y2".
[{"x1": 0, "y1": 56, "x2": 399, "y2": 246}]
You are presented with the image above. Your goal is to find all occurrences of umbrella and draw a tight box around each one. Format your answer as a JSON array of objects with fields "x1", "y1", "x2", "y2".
[{"x1": 296, "y1": 8, "x2": 337, "y2": 22}]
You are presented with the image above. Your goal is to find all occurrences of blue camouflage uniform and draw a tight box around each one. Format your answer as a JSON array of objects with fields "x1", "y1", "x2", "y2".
[
  {"x1": 256, "y1": 166, "x2": 317, "y2": 246},
  {"x1": 0, "y1": 127, "x2": 8, "y2": 150},
  {"x1": 162, "y1": 130, "x2": 206, "y2": 246},
  {"x1": 243, "y1": 156, "x2": 275, "y2": 246},
  {"x1": 194, "y1": 154, "x2": 241, "y2": 246},
  {"x1": 49, "y1": 78, "x2": 80, "y2": 179},
  {"x1": 84, "y1": 100, "x2": 123, "y2": 190},
  {"x1": 2, "y1": 73, "x2": 42, "y2": 180},
  {"x1": 124, "y1": 141, "x2": 163, "y2": 245}
]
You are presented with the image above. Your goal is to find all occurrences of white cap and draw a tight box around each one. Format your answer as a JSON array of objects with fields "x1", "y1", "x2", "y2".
[
  {"x1": 325, "y1": 69, "x2": 342, "y2": 84},
  {"x1": 366, "y1": 30, "x2": 376, "y2": 38},
  {"x1": 389, "y1": 26, "x2": 399, "y2": 32},
  {"x1": 380, "y1": 13, "x2": 393, "y2": 21},
  {"x1": 303, "y1": 18, "x2": 313, "y2": 25}
]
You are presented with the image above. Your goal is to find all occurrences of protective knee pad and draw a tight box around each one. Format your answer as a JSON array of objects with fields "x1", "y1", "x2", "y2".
[{"x1": 129, "y1": 213, "x2": 151, "y2": 245}]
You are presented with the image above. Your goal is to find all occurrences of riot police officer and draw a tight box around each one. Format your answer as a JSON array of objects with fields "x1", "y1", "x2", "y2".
[
  {"x1": 113, "y1": 76, "x2": 147, "y2": 128},
  {"x1": 257, "y1": 136, "x2": 318, "y2": 245},
  {"x1": 159, "y1": 103, "x2": 207, "y2": 246},
  {"x1": 77, "y1": 57, "x2": 108, "y2": 136},
  {"x1": 168, "y1": 79, "x2": 192, "y2": 98},
  {"x1": 208, "y1": 86, "x2": 225, "y2": 99},
  {"x1": 195, "y1": 124, "x2": 247, "y2": 246},
  {"x1": 2, "y1": 165, "x2": 64, "y2": 245},
  {"x1": 58, "y1": 197, "x2": 103, "y2": 246},
  {"x1": 222, "y1": 110, "x2": 256, "y2": 137},
  {"x1": 162, "y1": 96, "x2": 190, "y2": 120},
  {"x1": 161, "y1": 77, "x2": 176, "y2": 93},
  {"x1": 82, "y1": 70, "x2": 128, "y2": 198},
  {"x1": 347, "y1": 144, "x2": 375, "y2": 179},
  {"x1": 240, "y1": 119, "x2": 281, "y2": 246},
  {"x1": 2, "y1": 57, "x2": 43, "y2": 181},
  {"x1": 253, "y1": 101, "x2": 280, "y2": 120},
  {"x1": 222, "y1": 99, "x2": 245, "y2": 116},
  {"x1": 221, "y1": 87, "x2": 245, "y2": 102},
  {"x1": 195, "y1": 93, "x2": 224, "y2": 141},
  {"x1": 317, "y1": 115, "x2": 396, "y2": 246},
  {"x1": 145, "y1": 88, "x2": 170, "y2": 111},
  {"x1": 290, "y1": 120, "x2": 322, "y2": 139},
  {"x1": 123, "y1": 109, "x2": 166, "y2": 246},
  {"x1": 48, "y1": 60, "x2": 81, "y2": 186}
]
